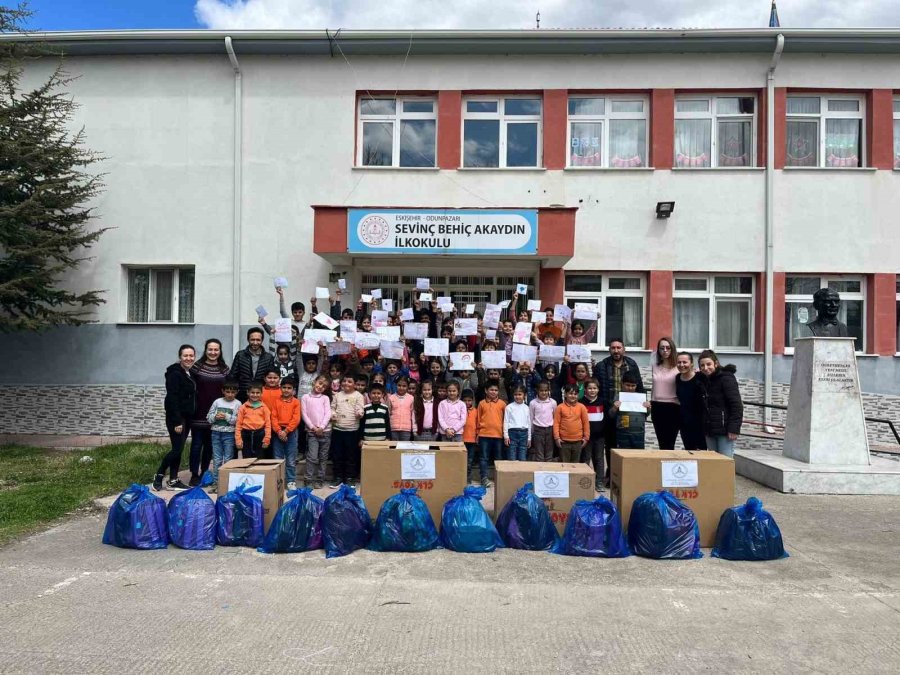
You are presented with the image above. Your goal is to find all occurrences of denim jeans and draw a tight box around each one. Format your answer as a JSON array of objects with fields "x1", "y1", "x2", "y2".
[
  {"x1": 706, "y1": 434, "x2": 735, "y2": 458},
  {"x1": 444, "y1": 433, "x2": 462, "y2": 442},
  {"x1": 392, "y1": 431, "x2": 412, "y2": 441},
  {"x1": 478, "y1": 437, "x2": 503, "y2": 482},
  {"x1": 305, "y1": 431, "x2": 331, "y2": 482},
  {"x1": 272, "y1": 429, "x2": 299, "y2": 483},
  {"x1": 210, "y1": 430, "x2": 234, "y2": 482},
  {"x1": 414, "y1": 431, "x2": 435, "y2": 442},
  {"x1": 616, "y1": 428, "x2": 646, "y2": 449},
  {"x1": 507, "y1": 428, "x2": 528, "y2": 461}
]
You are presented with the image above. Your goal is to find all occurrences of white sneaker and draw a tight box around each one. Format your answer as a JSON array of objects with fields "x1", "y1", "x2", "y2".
[{"x1": 287, "y1": 481, "x2": 297, "y2": 491}]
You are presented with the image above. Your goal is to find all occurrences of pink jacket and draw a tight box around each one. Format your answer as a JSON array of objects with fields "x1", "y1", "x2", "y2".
[
  {"x1": 438, "y1": 399, "x2": 467, "y2": 435},
  {"x1": 301, "y1": 392, "x2": 332, "y2": 431}
]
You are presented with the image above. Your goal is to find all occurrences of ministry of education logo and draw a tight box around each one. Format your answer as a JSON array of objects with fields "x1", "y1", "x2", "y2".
[
  {"x1": 672, "y1": 463, "x2": 688, "y2": 479},
  {"x1": 410, "y1": 456, "x2": 426, "y2": 471},
  {"x1": 359, "y1": 215, "x2": 390, "y2": 246},
  {"x1": 542, "y1": 474, "x2": 560, "y2": 490}
]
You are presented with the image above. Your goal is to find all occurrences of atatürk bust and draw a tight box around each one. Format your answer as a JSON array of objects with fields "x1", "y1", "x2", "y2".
[{"x1": 805, "y1": 287, "x2": 849, "y2": 338}]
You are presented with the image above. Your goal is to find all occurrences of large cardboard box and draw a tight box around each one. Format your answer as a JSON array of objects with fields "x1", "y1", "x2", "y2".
[
  {"x1": 493, "y1": 461, "x2": 595, "y2": 535},
  {"x1": 217, "y1": 458, "x2": 286, "y2": 532},
  {"x1": 360, "y1": 441, "x2": 467, "y2": 526},
  {"x1": 610, "y1": 449, "x2": 735, "y2": 548}
]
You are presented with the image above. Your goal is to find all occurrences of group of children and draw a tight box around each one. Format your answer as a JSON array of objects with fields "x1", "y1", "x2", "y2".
[{"x1": 202, "y1": 282, "x2": 652, "y2": 492}]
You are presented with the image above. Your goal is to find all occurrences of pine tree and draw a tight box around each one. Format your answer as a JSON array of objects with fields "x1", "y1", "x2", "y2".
[{"x1": 0, "y1": 4, "x2": 106, "y2": 331}]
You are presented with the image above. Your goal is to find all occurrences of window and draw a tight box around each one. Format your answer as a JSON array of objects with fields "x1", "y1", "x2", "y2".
[
  {"x1": 674, "y1": 96, "x2": 756, "y2": 168},
  {"x1": 785, "y1": 95, "x2": 865, "y2": 168},
  {"x1": 126, "y1": 266, "x2": 194, "y2": 323},
  {"x1": 895, "y1": 277, "x2": 900, "y2": 353},
  {"x1": 567, "y1": 96, "x2": 648, "y2": 168},
  {"x1": 564, "y1": 274, "x2": 645, "y2": 349},
  {"x1": 462, "y1": 97, "x2": 542, "y2": 168},
  {"x1": 673, "y1": 275, "x2": 754, "y2": 350},
  {"x1": 784, "y1": 276, "x2": 864, "y2": 351},
  {"x1": 357, "y1": 97, "x2": 436, "y2": 168},
  {"x1": 893, "y1": 98, "x2": 900, "y2": 169}
]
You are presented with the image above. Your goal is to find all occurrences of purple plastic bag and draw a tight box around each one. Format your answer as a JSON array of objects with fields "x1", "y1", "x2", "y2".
[
  {"x1": 495, "y1": 482, "x2": 559, "y2": 551},
  {"x1": 167, "y1": 472, "x2": 216, "y2": 550},
  {"x1": 216, "y1": 483, "x2": 264, "y2": 547},
  {"x1": 102, "y1": 484, "x2": 168, "y2": 550},
  {"x1": 257, "y1": 487, "x2": 324, "y2": 553}
]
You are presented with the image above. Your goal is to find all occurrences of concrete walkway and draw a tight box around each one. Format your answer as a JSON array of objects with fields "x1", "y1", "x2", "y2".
[{"x1": 0, "y1": 477, "x2": 898, "y2": 673}]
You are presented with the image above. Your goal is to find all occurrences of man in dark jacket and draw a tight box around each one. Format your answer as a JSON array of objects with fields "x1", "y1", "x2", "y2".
[
  {"x1": 229, "y1": 327, "x2": 276, "y2": 402},
  {"x1": 593, "y1": 338, "x2": 645, "y2": 481}
]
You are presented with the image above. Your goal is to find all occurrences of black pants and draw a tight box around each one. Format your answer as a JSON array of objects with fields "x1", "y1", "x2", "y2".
[
  {"x1": 331, "y1": 429, "x2": 358, "y2": 483},
  {"x1": 580, "y1": 434, "x2": 605, "y2": 485},
  {"x1": 680, "y1": 420, "x2": 708, "y2": 450},
  {"x1": 602, "y1": 414, "x2": 617, "y2": 478},
  {"x1": 240, "y1": 428, "x2": 266, "y2": 458},
  {"x1": 158, "y1": 419, "x2": 190, "y2": 480},
  {"x1": 189, "y1": 424, "x2": 213, "y2": 478},
  {"x1": 651, "y1": 401, "x2": 681, "y2": 450}
]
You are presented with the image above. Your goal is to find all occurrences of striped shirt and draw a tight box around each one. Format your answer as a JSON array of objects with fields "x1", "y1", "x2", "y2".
[{"x1": 361, "y1": 403, "x2": 391, "y2": 441}]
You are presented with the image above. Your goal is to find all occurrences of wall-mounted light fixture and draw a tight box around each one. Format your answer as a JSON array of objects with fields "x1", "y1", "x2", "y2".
[{"x1": 656, "y1": 201, "x2": 675, "y2": 219}]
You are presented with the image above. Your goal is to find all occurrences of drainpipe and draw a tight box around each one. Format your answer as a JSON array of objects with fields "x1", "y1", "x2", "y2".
[
  {"x1": 225, "y1": 36, "x2": 242, "y2": 357},
  {"x1": 764, "y1": 33, "x2": 784, "y2": 430}
]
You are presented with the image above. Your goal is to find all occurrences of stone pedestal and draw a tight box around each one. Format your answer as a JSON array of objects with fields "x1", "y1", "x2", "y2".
[{"x1": 782, "y1": 337, "x2": 869, "y2": 465}]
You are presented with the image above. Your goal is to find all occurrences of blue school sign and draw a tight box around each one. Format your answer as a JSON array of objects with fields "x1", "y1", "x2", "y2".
[{"x1": 348, "y1": 209, "x2": 538, "y2": 255}]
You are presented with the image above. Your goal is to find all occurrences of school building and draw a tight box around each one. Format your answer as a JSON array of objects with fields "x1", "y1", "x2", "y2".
[{"x1": 0, "y1": 28, "x2": 899, "y2": 441}]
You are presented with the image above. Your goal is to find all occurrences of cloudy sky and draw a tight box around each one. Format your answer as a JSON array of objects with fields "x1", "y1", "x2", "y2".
[{"x1": 21, "y1": 0, "x2": 900, "y2": 31}]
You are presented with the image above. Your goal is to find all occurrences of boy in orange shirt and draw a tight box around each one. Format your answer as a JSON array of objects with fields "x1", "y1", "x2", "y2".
[
  {"x1": 476, "y1": 383, "x2": 506, "y2": 488},
  {"x1": 271, "y1": 379, "x2": 302, "y2": 489},
  {"x1": 461, "y1": 389, "x2": 479, "y2": 484},
  {"x1": 553, "y1": 385, "x2": 589, "y2": 463},
  {"x1": 235, "y1": 382, "x2": 271, "y2": 459}
]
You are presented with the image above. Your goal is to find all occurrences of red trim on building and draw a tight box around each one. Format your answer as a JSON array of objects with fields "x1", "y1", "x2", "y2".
[
  {"x1": 539, "y1": 268, "x2": 565, "y2": 306},
  {"x1": 312, "y1": 207, "x2": 348, "y2": 254},
  {"x1": 536, "y1": 208, "x2": 576, "y2": 259},
  {"x1": 772, "y1": 272, "x2": 786, "y2": 354},
  {"x1": 650, "y1": 89, "x2": 674, "y2": 170},
  {"x1": 755, "y1": 272, "x2": 767, "y2": 351},
  {"x1": 868, "y1": 89, "x2": 895, "y2": 170},
  {"x1": 543, "y1": 89, "x2": 568, "y2": 170},
  {"x1": 437, "y1": 90, "x2": 462, "y2": 169},
  {"x1": 868, "y1": 273, "x2": 897, "y2": 355},
  {"x1": 774, "y1": 88, "x2": 787, "y2": 169},
  {"x1": 757, "y1": 88, "x2": 768, "y2": 168},
  {"x1": 647, "y1": 270, "x2": 673, "y2": 350}
]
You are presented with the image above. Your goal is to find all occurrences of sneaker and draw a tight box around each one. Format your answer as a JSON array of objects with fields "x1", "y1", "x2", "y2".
[
  {"x1": 328, "y1": 480, "x2": 341, "y2": 489},
  {"x1": 314, "y1": 480, "x2": 324, "y2": 490},
  {"x1": 287, "y1": 481, "x2": 297, "y2": 491},
  {"x1": 348, "y1": 478, "x2": 358, "y2": 488},
  {"x1": 480, "y1": 477, "x2": 493, "y2": 489},
  {"x1": 188, "y1": 475, "x2": 201, "y2": 487},
  {"x1": 166, "y1": 478, "x2": 190, "y2": 491},
  {"x1": 152, "y1": 474, "x2": 164, "y2": 491}
]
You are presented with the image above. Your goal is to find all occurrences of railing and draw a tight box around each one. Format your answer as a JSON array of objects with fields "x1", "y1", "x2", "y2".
[{"x1": 743, "y1": 401, "x2": 900, "y2": 447}]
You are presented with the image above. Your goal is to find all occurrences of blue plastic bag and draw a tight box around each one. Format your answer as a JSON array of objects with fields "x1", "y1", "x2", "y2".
[
  {"x1": 440, "y1": 486, "x2": 505, "y2": 553},
  {"x1": 627, "y1": 491, "x2": 702, "y2": 560},
  {"x1": 216, "y1": 483, "x2": 264, "y2": 547},
  {"x1": 167, "y1": 472, "x2": 216, "y2": 550},
  {"x1": 551, "y1": 496, "x2": 631, "y2": 558},
  {"x1": 495, "y1": 482, "x2": 559, "y2": 551},
  {"x1": 712, "y1": 497, "x2": 788, "y2": 561},
  {"x1": 323, "y1": 484, "x2": 373, "y2": 558},
  {"x1": 369, "y1": 488, "x2": 440, "y2": 552},
  {"x1": 102, "y1": 484, "x2": 168, "y2": 550},
  {"x1": 258, "y1": 487, "x2": 324, "y2": 554}
]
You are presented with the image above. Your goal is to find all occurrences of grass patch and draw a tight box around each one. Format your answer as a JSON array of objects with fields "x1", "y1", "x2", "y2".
[{"x1": 0, "y1": 443, "x2": 164, "y2": 545}]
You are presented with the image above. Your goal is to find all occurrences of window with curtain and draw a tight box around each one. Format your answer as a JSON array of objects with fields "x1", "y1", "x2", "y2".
[
  {"x1": 674, "y1": 96, "x2": 755, "y2": 168},
  {"x1": 893, "y1": 99, "x2": 900, "y2": 169},
  {"x1": 125, "y1": 266, "x2": 195, "y2": 323},
  {"x1": 463, "y1": 97, "x2": 542, "y2": 168},
  {"x1": 896, "y1": 277, "x2": 900, "y2": 353},
  {"x1": 357, "y1": 97, "x2": 437, "y2": 168},
  {"x1": 673, "y1": 275, "x2": 754, "y2": 350},
  {"x1": 564, "y1": 274, "x2": 645, "y2": 348},
  {"x1": 786, "y1": 95, "x2": 864, "y2": 168},
  {"x1": 784, "y1": 276, "x2": 865, "y2": 351},
  {"x1": 567, "y1": 96, "x2": 648, "y2": 168}
]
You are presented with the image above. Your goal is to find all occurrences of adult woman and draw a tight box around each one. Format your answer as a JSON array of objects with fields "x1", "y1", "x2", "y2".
[
  {"x1": 697, "y1": 349, "x2": 743, "y2": 457},
  {"x1": 188, "y1": 338, "x2": 230, "y2": 486},
  {"x1": 153, "y1": 344, "x2": 197, "y2": 492},
  {"x1": 675, "y1": 352, "x2": 707, "y2": 450},
  {"x1": 649, "y1": 336, "x2": 680, "y2": 449}
]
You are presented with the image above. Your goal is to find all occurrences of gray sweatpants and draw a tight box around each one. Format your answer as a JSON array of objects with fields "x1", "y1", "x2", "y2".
[{"x1": 305, "y1": 431, "x2": 331, "y2": 482}]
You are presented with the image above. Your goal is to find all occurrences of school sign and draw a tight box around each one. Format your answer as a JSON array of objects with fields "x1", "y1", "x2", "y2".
[{"x1": 348, "y1": 209, "x2": 538, "y2": 255}]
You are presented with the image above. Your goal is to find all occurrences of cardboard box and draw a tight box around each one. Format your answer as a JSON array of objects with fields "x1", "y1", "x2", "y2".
[
  {"x1": 610, "y1": 449, "x2": 735, "y2": 548},
  {"x1": 360, "y1": 441, "x2": 467, "y2": 526},
  {"x1": 218, "y1": 458, "x2": 286, "y2": 533},
  {"x1": 492, "y1": 461, "x2": 596, "y2": 535}
]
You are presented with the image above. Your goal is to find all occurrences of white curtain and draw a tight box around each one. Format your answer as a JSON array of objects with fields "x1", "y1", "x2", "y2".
[
  {"x1": 786, "y1": 120, "x2": 818, "y2": 166},
  {"x1": 716, "y1": 301, "x2": 750, "y2": 348},
  {"x1": 825, "y1": 119, "x2": 860, "y2": 167},
  {"x1": 610, "y1": 120, "x2": 646, "y2": 167},
  {"x1": 674, "y1": 298, "x2": 709, "y2": 348},
  {"x1": 154, "y1": 269, "x2": 173, "y2": 322},
  {"x1": 622, "y1": 297, "x2": 642, "y2": 347},
  {"x1": 674, "y1": 119, "x2": 711, "y2": 167},
  {"x1": 717, "y1": 120, "x2": 751, "y2": 167},
  {"x1": 178, "y1": 269, "x2": 195, "y2": 323},
  {"x1": 127, "y1": 269, "x2": 149, "y2": 322},
  {"x1": 894, "y1": 121, "x2": 900, "y2": 169}
]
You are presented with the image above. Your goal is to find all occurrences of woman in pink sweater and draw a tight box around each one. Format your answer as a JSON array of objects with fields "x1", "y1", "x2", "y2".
[
  {"x1": 650, "y1": 337, "x2": 680, "y2": 449},
  {"x1": 387, "y1": 377, "x2": 415, "y2": 441}
]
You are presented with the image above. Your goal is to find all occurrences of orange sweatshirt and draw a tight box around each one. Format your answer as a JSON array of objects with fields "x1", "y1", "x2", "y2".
[
  {"x1": 261, "y1": 386, "x2": 282, "y2": 413},
  {"x1": 462, "y1": 407, "x2": 478, "y2": 443},
  {"x1": 235, "y1": 401, "x2": 272, "y2": 446},
  {"x1": 476, "y1": 398, "x2": 506, "y2": 439},
  {"x1": 553, "y1": 402, "x2": 590, "y2": 442},
  {"x1": 271, "y1": 396, "x2": 301, "y2": 434}
]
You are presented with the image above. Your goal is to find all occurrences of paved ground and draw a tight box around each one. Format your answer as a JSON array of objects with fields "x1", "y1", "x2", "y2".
[{"x1": 1, "y1": 477, "x2": 898, "y2": 674}]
